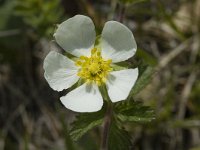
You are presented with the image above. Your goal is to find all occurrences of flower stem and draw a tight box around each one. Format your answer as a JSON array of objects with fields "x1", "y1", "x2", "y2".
[
  {"x1": 100, "y1": 3, "x2": 126, "y2": 150},
  {"x1": 100, "y1": 102, "x2": 113, "y2": 150}
]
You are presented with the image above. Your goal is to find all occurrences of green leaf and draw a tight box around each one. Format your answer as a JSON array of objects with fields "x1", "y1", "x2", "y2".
[
  {"x1": 70, "y1": 107, "x2": 106, "y2": 141},
  {"x1": 129, "y1": 66, "x2": 155, "y2": 97},
  {"x1": 115, "y1": 101, "x2": 155, "y2": 122},
  {"x1": 108, "y1": 121, "x2": 132, "y2": 150}
]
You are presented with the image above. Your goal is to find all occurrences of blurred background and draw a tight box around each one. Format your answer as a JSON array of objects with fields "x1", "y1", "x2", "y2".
[{"x1": 0, "y1": 0, "x2": 200, "y2": 150}]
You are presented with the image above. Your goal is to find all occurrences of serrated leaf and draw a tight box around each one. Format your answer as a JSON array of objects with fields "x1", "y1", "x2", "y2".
[
  {"x1": 70, "y1": 108, "x2": 106, "y2": 141},
  {"x1": 129, "y1": 66, "x2": 155, "y2": 97},
  {"x1": 108, "y1": 121, "x2": 132, "y2": 150},
  {"x1": 115, "y1": 101, "x2": 155, "y2": 123}
]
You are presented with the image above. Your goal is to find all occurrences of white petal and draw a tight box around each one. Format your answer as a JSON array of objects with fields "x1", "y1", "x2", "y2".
[
  {"x1": 54, "y1": 15, "x2": 96, "y2": 57},
  {"x1": 60, "y1": 83, "x2": 103, "y2": 112},
  {"x1": 43, "y1": 51, "x2": 79, "y2": 91},
  {"x1": 101, "y1": 21, "x2": 137, "y2": 63},
  {"x1": 106, "y1": 68, "x2": 138, "y2": 102}
]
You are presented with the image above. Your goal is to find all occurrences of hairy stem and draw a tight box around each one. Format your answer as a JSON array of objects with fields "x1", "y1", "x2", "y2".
[
  {"x1": 100, "y1": 3, "x2": 126, "y2": 149},
  {"x1": 100, "y1": 102, "x2": 113, "y2": 150}
]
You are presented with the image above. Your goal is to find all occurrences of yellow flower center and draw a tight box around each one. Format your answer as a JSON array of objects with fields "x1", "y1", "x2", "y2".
[{"x1": 75, "y1": 48, "x2": 112, "y2": 85}]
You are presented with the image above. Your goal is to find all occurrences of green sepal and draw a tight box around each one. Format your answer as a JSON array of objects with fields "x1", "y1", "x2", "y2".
[
  {"x1": 64, "y1": 51, "x2": 77, "y2": 60},
  {"x1": 111, "y1": 61, "x2": 130, "y2": 71},
  {"x1": 99, "y1": 84, "x2": 110, "y2": 102},
  {"x1": 95, "y1": 35, "x2": 101, "y2": 47}
]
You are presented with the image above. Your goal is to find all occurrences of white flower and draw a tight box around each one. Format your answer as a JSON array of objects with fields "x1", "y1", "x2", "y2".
[{"x1": 43, "y1": 15, "x2": 138, "y2": 112}]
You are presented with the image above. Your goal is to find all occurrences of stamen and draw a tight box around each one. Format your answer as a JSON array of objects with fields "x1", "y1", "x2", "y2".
[
  {"x1": 91, "y1": 48, "x2": 97, "y2": 55},
  {"x1": 75, "y1": 48, "x2": 112, "y2": 85},
  {"x1": 75, "y1": 61, "x2": 82, "y2": 66}
]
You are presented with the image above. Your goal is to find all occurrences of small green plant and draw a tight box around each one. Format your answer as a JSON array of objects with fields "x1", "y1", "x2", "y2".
[{"x1": 43, "y1": 14, "x2": 155, "y2": 149}]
